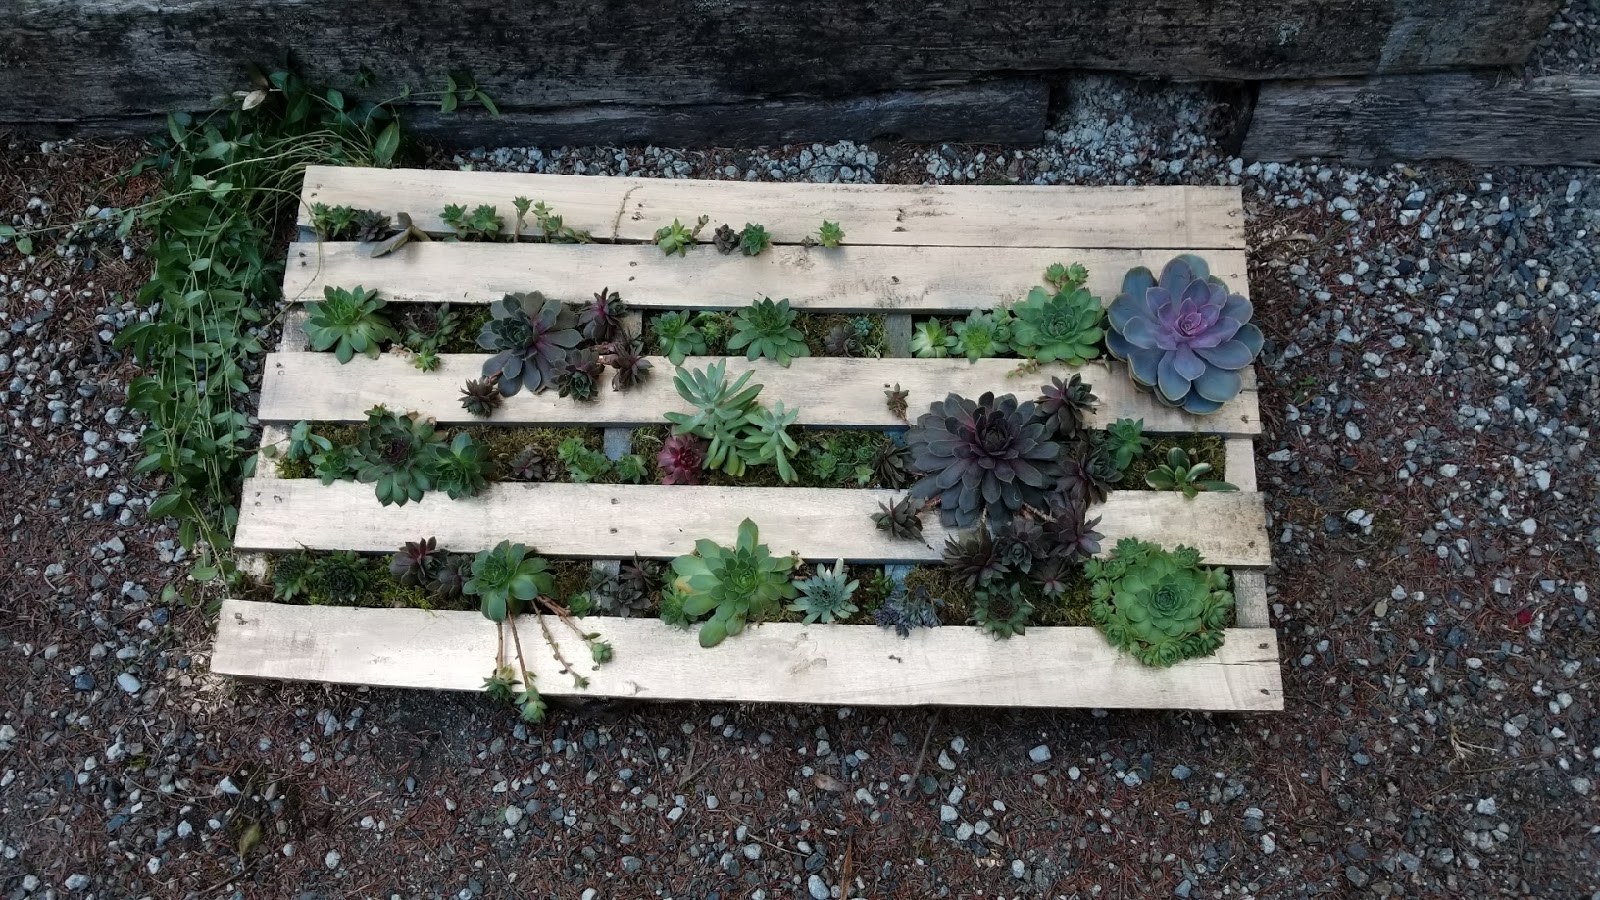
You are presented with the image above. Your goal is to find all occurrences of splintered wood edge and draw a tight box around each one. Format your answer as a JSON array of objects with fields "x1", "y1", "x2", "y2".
[
  {"x1": 213, "y1": 599, "x2": 1284, "y2": 711},
  {"x1": 257, "y1": 354, "x2": 1262, "y2": 437},
  {"x1": 278, "y1": 242, "x2": 1252, "y2": 309},
  {"x1": 298, "y1": 167, "x2": 1246, "y2": 250}
]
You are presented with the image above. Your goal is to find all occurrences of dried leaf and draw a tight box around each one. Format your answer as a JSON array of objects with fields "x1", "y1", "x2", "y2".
[{"x1": 812, "y1": 773, "x2": 847, "y2": 793}]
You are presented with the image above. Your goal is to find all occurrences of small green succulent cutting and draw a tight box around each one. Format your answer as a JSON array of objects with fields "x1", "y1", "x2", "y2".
[
  {"x1": 1100, "y1": 418, "x2": 1152, "y2": 473},
  {"x1": 557, "y1": 437, "x2": 613, "y2": 483},
  {"x1": 466, "y1": 541, "x2": 555, "y2": 623},
  {"x1": 972, "y1": 583, "x2": 1034, "y2": 639},
  {"x1": 271, "y1": 553, "x2": 315, "y2": 601},
  {"x1": 1144, "y1": 447, "x2": 1237, "y2": 498},
  {"x1": 664, "y1": 361, "x2": 766, "y2": 477},
  {"x1": 655, "y1": 215, "x2": 709, "y2": 255},
  {"x1": 441, "y1": 203, "x2": 503, "y2": 241},
  {"x1": 1087, "y1": 538, "x2": 1234, "y2": 667},
  {"x1": 311, "y1": 551, "x2": 369, "y2": 603},
  {"x1": 512, "y1": 197, "x2": 592, "y2": 243},
  {"x1": 1044, "y1": 262, "x2": 1089, "y2": 292},
  {"x1": 789, "y1": 559, "x2": 859, "y2": 624},
  {"x1": 671, "y1": 519, "x2": 797, "y2": 647},
  {"x1": 739, "y1": 401, "x2": 800, "y2": 483},
  {"x1": 910, "y1": 319, "x2": 957, "y2": 358},
  {"x1": 432, "y1": 432, "x2": 491, "y2": 499},
  {"x1": 816, "y1": 220, "x2": 845, "y2": 248},
  {"x1": 1010, "y1": 284, "x2": 1104, "y2": 365},
  {"x1": 952, "y1": 308, "x2": 1013, "y2": 361},
  {"x1": 303, "y1": 285, "x2": 398, "y2": 363},
  {"x1": 353, "y1": 405, "x2": 445, "y2": 506},
  {"x1": 728, "y1": 297, "x2": 809, "y2": 366},
  {"x1": 739, "y1": 223, "x2": 773, "y2": 256},
  {"x1": 651, "y1": 311, "x2": 709, "y2": 366}
]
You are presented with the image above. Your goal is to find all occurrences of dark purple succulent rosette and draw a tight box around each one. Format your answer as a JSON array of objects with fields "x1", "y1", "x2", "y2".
[
  {"x1": 1106, "y1": 255, "x2": 1264, "y2": 415},
  {"x1": 906, "y1": 391, "x2": 1062, "y2": 529}
]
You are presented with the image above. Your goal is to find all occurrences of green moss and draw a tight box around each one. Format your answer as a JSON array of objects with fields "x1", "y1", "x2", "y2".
[
  {"x1": 1121, "y1": 434, "x2": 1227, "y2": 489},
  {"x1": 460, "y1": 425, "x2": 603, "y2": 481},
  {"x1": 902, "y1": 565, "x2": 976, "y2": 625},
  {"x1": 272, "y1": 424, "x2": 358, "y2": 479},
  {"x1": 442, "y1": 306, "x2": 493, "y2": 353},
  {"x1": 796, "y1": 313, "x2": 887, "y2": 358}
]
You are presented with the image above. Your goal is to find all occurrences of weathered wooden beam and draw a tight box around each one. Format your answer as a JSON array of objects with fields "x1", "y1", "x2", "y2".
[
  {"x1": 0, "y1": 0, "x2": 1562, "y2": 137},
  {"x1": 1244, "y1": 74, "x2": 1600, "y2": 167}
]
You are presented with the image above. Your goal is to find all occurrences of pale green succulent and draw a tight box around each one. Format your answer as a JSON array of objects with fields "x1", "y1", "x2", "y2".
[
  {"x1": 1086, "y1": 538, "x2": 1233, "y2": 667},
  {"x1": 951, "y1": 308, "x2": 1012, "y2": 361},
  {"x1": 789, "y1": 559, "x2": 859, "y2": 624},
  {"x1": 1010, "y1": 285, "x2": 1104, "y2": 365},
  {"x1": 671, "y1": 519, "x2": 797, "y2": 647}
]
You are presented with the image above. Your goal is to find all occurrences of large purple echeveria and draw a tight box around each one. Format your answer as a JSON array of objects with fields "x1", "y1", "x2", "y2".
[
  {"x1": 478, "y1": 292, "x2": 581, "y2": 396},
  {"x1": 906, "y1": 392, "x2": 1062, "y2": 528},
  {"x1": 1106, "y1": 255, "x2": 1263, "y2": 415}
]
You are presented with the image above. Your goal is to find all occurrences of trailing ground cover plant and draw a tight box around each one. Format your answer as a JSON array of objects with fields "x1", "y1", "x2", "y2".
[
  {"x1": 728, "y1": 297, "x2": 809, "y2": 366},
  {"x1": 302, "y1": 285, "x2": 397, "y2": 363},
  {"x1": 1144, "y1": 447, "x2": 1238, "y2": 497},
  {"x1": 670, "y1": 518, "x2": 797, "y2": 647},
  {"x1": 1087, "y1": 538, "x2": 1233, "y2": 666},
  {"x1": 1107, "y1": 255, "x2": 1264, "y2": 414}
]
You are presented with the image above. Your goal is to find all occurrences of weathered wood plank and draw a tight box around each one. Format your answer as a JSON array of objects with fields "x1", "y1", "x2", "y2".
[
  {"x1": 213, "y1": 599, "x2": 1284, "y2": 710},
  {"x1": 0, "y1": 0, "x2": 1560, "y2": 136},
  {"x1": 297, "y1": 168, "x2": 1246, "y2": 250},
  {"x1": 233, "y1": 480, "x2": 1272, "y2": 567},
  {"x1": 258, "y1": 353, "x2": 1261, "y2": 435},
  {"x1": 280, "y1": 241, "x2": 1251, "y2": 309},
  {"x1": 1244, "y1": 74, "x2": 1600, "y2": 167}
]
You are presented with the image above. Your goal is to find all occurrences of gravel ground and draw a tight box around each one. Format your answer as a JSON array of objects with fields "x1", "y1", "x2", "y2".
[
  {"x1": 1534, "y1": 0, "x2": 1600, "y2": 75},
  {"x1": 4, "y1": 20, "x2": 1600, "y2": 900}
]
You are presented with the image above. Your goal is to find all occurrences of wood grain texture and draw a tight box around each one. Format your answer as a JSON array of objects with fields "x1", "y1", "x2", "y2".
[
  {"x1": 0, "y1": 0, "x2": 1559, "y2": 132},
  {"x1": 280, "y1": 240, "x2": 1251, "y2": 308},
  {"x1": 297, "y1": 167, "x2": 1246, "y2": 250},
  {"x1": 1244, "y1": 74, "x2": 1600, "y2": 167},
  {"x1": 257, "y1": 353, "x2": 1261, "y2": 436},
  {"x1": 213, "y1": 599, "x2": 1284, "y2": 710},
  {"x1": 233, "y1": 479, "x2": 1271, "y2": 566}
]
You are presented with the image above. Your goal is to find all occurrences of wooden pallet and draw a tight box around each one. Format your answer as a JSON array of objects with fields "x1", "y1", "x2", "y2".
[{"x1": 214, "y1": 165, "x2": 1282, "y2": 711}]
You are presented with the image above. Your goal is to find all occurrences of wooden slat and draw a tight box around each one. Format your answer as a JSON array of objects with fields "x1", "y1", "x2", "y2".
[
  {"x1": 214, "y1": 599, "x2": 1284, "y2": 711},
  {"x1": 298, "y1": 166, "x2": 1245, "y2": 250},
  {"x1": 233, "y1": 480, "x2": 1271, "y2": 567},
  {"x1": 280, "y1": 241, "x2": 1252, "y2": 309},
  {"x1": 258, "y1": 354, "x2": 1261, "y2": 436}
]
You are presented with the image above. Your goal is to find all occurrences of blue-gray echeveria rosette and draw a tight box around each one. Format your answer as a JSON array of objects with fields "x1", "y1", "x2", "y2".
[{"x1": 1106, "y1": 255, "x2": 1264, "y2": 415}]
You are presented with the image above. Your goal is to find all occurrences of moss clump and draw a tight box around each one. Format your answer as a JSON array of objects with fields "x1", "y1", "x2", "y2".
[
  {"x1": 442, "y1": 306, "x2": 493, "y2": 353},
  {"x1": 462, "y1": 426, "x2": 603, "y2": 482},
  {"x1": 796, "y1": 313, "x2": 887, "y2": 358},
  {"x1": 263, "y1": 552, "x2": 475, "y2": 612},
  {"x1": 1120, "y1": 434, "x2": 1227, "y2": 489}
]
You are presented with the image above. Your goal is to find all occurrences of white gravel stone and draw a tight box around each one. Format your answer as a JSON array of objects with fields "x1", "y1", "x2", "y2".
[{"x1": 1028, "y1": 744, "x2": 1052, "y2": 763}]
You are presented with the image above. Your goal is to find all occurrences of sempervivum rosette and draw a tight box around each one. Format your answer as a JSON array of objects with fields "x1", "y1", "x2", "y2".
[
  {"x1": 906, "y1": 392, "x2": 1061, "y2": 528},
  {"x1": 1106, "y1": 255, "x2": 1263, "y2": 415}
]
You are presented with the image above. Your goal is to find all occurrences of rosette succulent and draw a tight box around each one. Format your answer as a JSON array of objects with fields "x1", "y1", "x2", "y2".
[
  {"x1": 599, "y1": 331, "x2": 652, "y2": 391},
  {"x1": 354, "y1": 405, "x2": 445, "y2": 506},
  {"x1": 671, "y1": 519, "x2": 797, "y2": 647},
  {"x1": 312, "y1": 551, "x2": 369, "y2": 603},
  {"x1": 657, "y1": 433, "x2": 708, "y2": 485},
  {"x1": 1036, "y1": 374, "x2": 1098, "y2": 440},
  {"x1": 872, "y1": 494, "x2": 925, "y2": 541},
  {"x1": 271, "y1": 553, "x2": 315, "y2": 601},
  {"x1": 664, "y1": 361, "x2": 764, "y2": 477},
  {"x1": 910, "y1": 319, "x2": 957, "y2": 358},
  {"x1": 906, "y1": 392, "x2": 1062, "y2": 528},
  {"x1": 478, "y1": 292, "x2": 582, "y2": 396},
  {"x1": 579, "y1": 286, "x2": 626, "y2": 343},
  {"x1": 972, "y1": 583, "x2": 1033, "y2": 639},
  {"x1": 651, "y1": 311, "x2": 708, "y2": 366},
  {"x1": 459, "y1": 379, "x2": 502, "y2": 418},
  {"x1": 874, "y1": 586, "x2": 944, "y2": 637},
  {"x1": 390, "y1": 537, "x2": 443, "y2": 586},
  {"x1": 509, "y1": 445, "x2": 553, "y2": 481},
  {"x1": 728, "y1": 297, "x2": 809, "y2": 366},
  {"x1": 1010, "y1": 284, "x2": 1104, "y2": 365},
  {"x1": 789, "y1": 559, "x2": 860, "y2": 624},
  {"x1": 1087, "y1": 538, "x2": 1234, "y2": 667},
  {"x1": 951, "y1": 308, "x2": 1012, "y2": 361},
  {"x1": 466, "y1": 541, "x2": 555, "y2": 623},
  {"x1": 1107, "y1": 255, "x2": 1264, "y2": 414},
  {"x1": 303, "y1": 285, "x2": 398, "y2": 363},
  {"x1": 432, "y1": 432, "x2": 491, "y2": 499}
]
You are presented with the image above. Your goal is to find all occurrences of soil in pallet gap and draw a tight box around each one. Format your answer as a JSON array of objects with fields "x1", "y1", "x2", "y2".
[
  {"x1": 246, "y1": 552, "x2": 1098, "y2": 629},
  {"x1": 273, "y1": 424, "x2": 1226, "y2": 490}
]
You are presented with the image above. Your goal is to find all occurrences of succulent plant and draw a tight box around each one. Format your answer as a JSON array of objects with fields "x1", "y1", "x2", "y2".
[
  {"x1": 432, "y1": 432, "x2": 491, "y2": 499},
  {"x1": 427, "y1": 554, "x2": 473, "y2": 601},
  {"x1": 615, "y1": 453, "x2": 648, "y2": 484},
  {"x1": 441, "y1": 203, "x2": 503, "y2": 241},
  {"x1": 1107, "y1": 255, "x2": 1264, "y2": 414},
  {"x1": 390, "y1": 537, "x2": 443, "y2": 586},
  {"x1": 884, "y1": 383, "x2": 909, "y2": 421},
  {"x1": 557, "y1": 348, "x2": 604, "y2": 402},
  {"x1": 943, "y1": 528, "x2": 1008, "y2": 589},
  {"x1": 369, "y1": 211, "x2": 432, "y2": 258},
  {"x1": 739, "y1": 223, "x2": 772, "y2": 256},
  {"x1": 1044, "y1": 262, "x2": 1089, "y2": 292},
  {"x1": 995, "y1": 514, "x2": 1046, "y2": 575},
  {"x1": 872, "y1": 442, "x2": 913, "y2": 489},
  {"x1": 872, "y1": 494, "x2": 926, "y2": 541},
  {"x1": 302, "y1": 285, "x2": 398, "y2": 363},
  {"x1": 1087, "y1": 538, "x2": 1234, "y2": 666},
  {"x1": 789, "y1": 559, "x2": 860, "y2": 624},
  {"x1": 312, "y1": 551, "x2": 368, "y2": 603},
  {"x1": 579, "y1": 286, "x2": 626, "y2": 343},
  {"x1": 466, "y1": 541, "x2": 555, "y2": 623},
  {"x1": 1099, "y1": 418, "x2": 1151, "y2": 472},
  {"x1": 671, "y1": 519, "x2": 797, "y2": 647},
  {"x1": 657, "y1": 433, "x2": 708, "y2": 485},
  {"x1": 816, "y1": 220, "x2": 845, "y2": 248},
  {"x1": 622, "y1": 552, "x2": 661, "y2": 593},
  {"x1": 729, "y1": 297, "x2": 809, "y2": 366},
  {"x1": 910, "y1": 319, "x2": 957, "y2": 358},
  {"x1": 952, "y1": 308, "x2": 1012, "y2": 361},
  {"x1": 1036, "y1": 374, "x2": 1098, "y2": 440},
  {"x1": 1056, "y1": 444, "x2": 1111, "y2": 507},
  {"x1": 1144, "y1": 447, "x2": 1238, "y2": 498},
  {"x1": 1010, "y1": 284, "x2": 1104, "y2": 365},
  {"x1": 271, "y1": 553, "x2": 316, "y2": 601},
  {"x1": 824, "y1": 319, "x2": 875, "y2": 357},
  {"x1": 658, "y1": 581, "x2": 694, "y2": 628},
  {"x1": 906, "y1": 392, "x2": 1062, "y2": 528},
  {"x1": 972, "y1": 583, "x2": 1033, "y2": 638},
  {"x1": 354, "y1": 405, "x2": 445, "y2": 506},
  {"x1": 651, "y1": 311, "x2": 708, "y2": 366},
  {"x1": 1043, "y1": 494, "x2": 1104, "y2": 563},
  {"x1": 712, "y1": 223, "x2": 741, "y2": 254},
  {"x1": 557, "y1": 437, "x2": 612, "y2": 483},
  {"x1": 508, "y1": 445, "x2": 553, "y2": 481},
  {"x1": 587, "y1": 566, "x2": 652, "y2": 618},
  {"x1": 459, "y1": 378, "x2": 503, "y2": 419},
  {"x1": 739, "y1": 401, "x2": 800, "y2": 483},
  {"x1": 1032, "y1": 556, "x2": 1071, "y2": 599},
  {"x1": 311, "y1": 444, "x2": 361, "y2": 485},
  {"x1": 664, "y1": 361, "x2": 764, "y2": 477},
  {"x1": 478, "y1": 292, "x2": 582, "y2": 397},
  {"x1": 874, "y1": 586, "x2": 943, "y2": 637},
  {"x1": 655, "y1": 216, "x2": 708, "y2": 255},
  {"x1": 599, "y1": 330, "x2": 652, "y2": 391}
]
